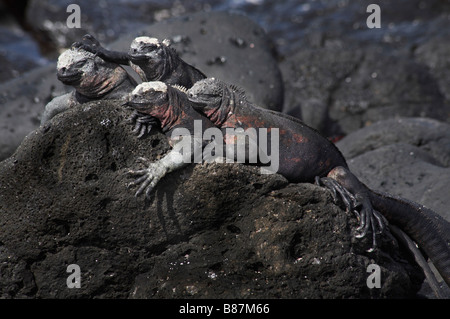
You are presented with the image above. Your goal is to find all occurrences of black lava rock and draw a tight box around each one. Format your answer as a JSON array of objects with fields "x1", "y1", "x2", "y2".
[{"x1": 0, "y1": 100, "x2": 424, "y2": 298}]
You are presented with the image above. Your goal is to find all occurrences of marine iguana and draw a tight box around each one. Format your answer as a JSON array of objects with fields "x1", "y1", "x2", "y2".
[
  {"x1": 40, "y1": 46, "x2": 137, "y2": 125},
  {"x1": 124, "y1": 81, "x2": 277, "y2": 196},
  {"x1": 123, "y1": 79, "x2": 450, "y2": 296},
  {"x1": 73, "y1": 33, "x2": 206, "y2": 137},
  {"x1": 185, "y1": 77, "x2": 450, "y2": 291},
  {"x1": 74, "y1": 34, "x2": 206, "y2": 88},
  {"x1": 123, "y1": 81, "x2": 217, "y2": 197}
]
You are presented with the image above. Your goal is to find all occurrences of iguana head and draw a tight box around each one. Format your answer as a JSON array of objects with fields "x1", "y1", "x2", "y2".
[
  {"x1": 128, "y1": 37, "x2": 172, "y2": 80},
  {"x1": 187, "y1": 78, "x2": 224, "y2": 112},
  {"x1": 187, "y1": 77, "x2": 241, "y2": 126},
  {"x1": 126, "y1": 81, "x2": 186, "y2": 132},
  {"x1": 126, "y1": 81, "x2": 168, "y2": 113},
  {"x1": 126, "y1": 81, "x2": 176, "y2": 121},
  {"x1": 57, "y1": 47, "x2": 125, "y2": 98},
  {"x1": 57, "y1": 48, "x2": 97, "y2": 85}
]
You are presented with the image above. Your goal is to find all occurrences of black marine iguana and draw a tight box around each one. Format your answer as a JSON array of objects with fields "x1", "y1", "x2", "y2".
[
  {"x1": 74, "y1": 34, "x2": 206, "y2": 88},
  {"x1": 186, "y1": 77, "x2": 450, "y2": 291},
  {"x1": 41, "y1": 46, "x2": 137, "y2": 125},
  {"x1": 73, "y1": 34, "x2": 207, "y2": 136},
  {"x1": 123, "y1": 78, "x2": 449, "y2": 296}
]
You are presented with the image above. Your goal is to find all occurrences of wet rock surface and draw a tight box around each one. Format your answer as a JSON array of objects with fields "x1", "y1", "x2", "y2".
[
  {"x1": 0, "y1": 102, "x2": 424, "y2": 298},
  {"x1": 24, "y1": 0, "x2": 220, "y2": 56}
]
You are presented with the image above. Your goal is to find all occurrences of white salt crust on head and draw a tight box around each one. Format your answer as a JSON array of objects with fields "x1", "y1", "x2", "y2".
[
  {"x1": 130, "y1": 36, "x2": 171, "y2": 49},
  {"x1": 133, "y1": 81, "x2": 167, "y2": 95},
  {"x1": 131, "y1": 37, "x2": 160, "y2": 48},
  {"x1": 57, "y1": 48, "x2": 95, "y2": 69}
]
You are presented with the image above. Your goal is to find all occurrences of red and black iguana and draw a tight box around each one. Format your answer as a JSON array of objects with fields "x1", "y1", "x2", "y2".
[
  {"x1": 74, "y1": 34, "x2": 206, "y2": 87},
  {"x1": 40, "y1": 46, "x2": 137, "y2": 125},
  {"x1": 73, "y1": 34, "x2": 206, "y2": 137},
  {"x1": 187, "y1": 77, "x2": 450, "y2": 291},
  {"x1": 123, "y1": 79, "x2": 450, "y2": 297}
]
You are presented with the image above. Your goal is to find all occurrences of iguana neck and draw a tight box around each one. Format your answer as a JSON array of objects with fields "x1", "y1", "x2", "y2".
[
  {"x1": 211, "y1": 87, "x2": 240, "y2": 128},
  {"x1": 76, "y1": 66, "x2": 127, "y2": 99},
  {"x1": 135, "y1": 47, "x2": 178, "y2": 82},
  {"x1": 158, "y1": 47, "x2": 178, "y2": 81},
  {"x1": 157, "y1": 87, "x2": 184, "y2": 133}
]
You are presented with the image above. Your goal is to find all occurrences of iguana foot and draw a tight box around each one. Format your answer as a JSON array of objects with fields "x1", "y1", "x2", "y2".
[
  {"x1": 127, "y1": 157, "x2": 168, "y2": 198},
  {"x1": 128, "y1": 111, "x2": 158, "y2": 138},
  {"x1": 72, "y1": 34, "x2": 102, "y2": 53},
  {"x1": 315, "y1": 168, "x2": 387, "y2": 252},
  {"x1": 315, "y1": 176, "x2": 358, "y2": 214},
  {"x1": 81, "y1": 34, "x2": 101, "y2": 46}
]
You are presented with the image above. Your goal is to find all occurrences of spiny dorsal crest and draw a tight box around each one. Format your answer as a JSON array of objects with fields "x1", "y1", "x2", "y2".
[
  {"x1": 172, "y1": 84, "x2": 188, "y2": 93},
  {"x1": 229, "y1": 83, "x2": 247, "y2": 100},
  {"x1": 202, "y1": 78, "x2": 247, "y2": 101}
]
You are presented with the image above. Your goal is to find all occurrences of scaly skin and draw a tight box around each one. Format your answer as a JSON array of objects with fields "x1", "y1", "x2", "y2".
[
  {"x1": 74, "y1": 34, "x2": 206, "y2": 88},
  {"x1": 186, "y1": 77, "x2": 450, "y2": 289},
  {"x1": 123, "y1": 82, "x2": 216, "y2": 198},
  {"x1": 41, "y1": 47, "x2": 137, "y2": 125},
  {"x1": 73, "y1": 34, "x2": 206, "y2": 136},
  {"x1": 123, "y1": 79, "x2": 449, "y2": 294}
]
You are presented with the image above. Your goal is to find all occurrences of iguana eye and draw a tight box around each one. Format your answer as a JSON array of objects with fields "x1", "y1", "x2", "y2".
[
  {"x1": 146, "y1": 90, "x2": 165, "y2": 101},
  {"x1": 142, "y1": 44, "x2": 158, "y2": 52},
  {"x1": 74, "y1": 59, "x2": 87, "y2": 68}
]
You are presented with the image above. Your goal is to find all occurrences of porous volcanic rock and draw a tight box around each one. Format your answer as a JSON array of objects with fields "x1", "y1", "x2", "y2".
[{"x1": 0, "y1": 100, "x2": 423, "y2": 298}]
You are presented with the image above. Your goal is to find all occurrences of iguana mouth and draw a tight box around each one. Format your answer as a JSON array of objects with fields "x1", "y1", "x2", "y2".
[
  {"x1": 128, "y1": 54, "x2": 149, "y2": 63},
  {"x1": 125, "y1": 101, "x2": 150, "y2": 112},
  {"x1": 188, "y1": 95, "x2": 209, "y2": 107},
  {"x1": 57, "y1": 71, "x2": 83, "y2": 85}
]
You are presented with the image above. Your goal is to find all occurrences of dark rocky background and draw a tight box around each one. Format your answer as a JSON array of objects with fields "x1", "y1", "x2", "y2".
[{"x1": 0, "y1": 0, "x2": 449, "y2": 299}]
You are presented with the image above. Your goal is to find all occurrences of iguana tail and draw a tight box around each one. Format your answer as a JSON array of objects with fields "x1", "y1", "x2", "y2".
[{"x1": 369, "y1": 190, "x2": 450, "y2": 287}]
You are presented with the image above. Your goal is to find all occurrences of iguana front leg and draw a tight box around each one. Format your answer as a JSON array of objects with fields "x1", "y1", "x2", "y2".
[
  {"x1": 72, "y1": 34, "x2": 130, "y2": 65},
  {"x1": 128, "y1": 155, "x2": 182, "y2": 198},
  {"x1": 41, "y1": 92, "x2": 76, "y2": 125},
  {"x1": 128, "y1": 135, "x2": 202, "y2": 198},
  {"x1": 128, "y1": 111, "x2": 159, "y2": 138}
]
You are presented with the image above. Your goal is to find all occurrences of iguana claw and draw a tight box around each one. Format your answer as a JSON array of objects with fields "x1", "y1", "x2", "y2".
[
  {"x1": 71, "y1": 34, "x2": 102, "y2": 54},
  {"x1": 128, "y1": 157, "x2": 168, "y2": 198},
  {"x1": 81, "y1": 34, "x2": 101, "y2": 47},
  {"x1": 315, "y1": 176, "x2": 387, "y2": 252},
  {"x1": 128, "y1": 111, "x2": 158, "y2": 138}
]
